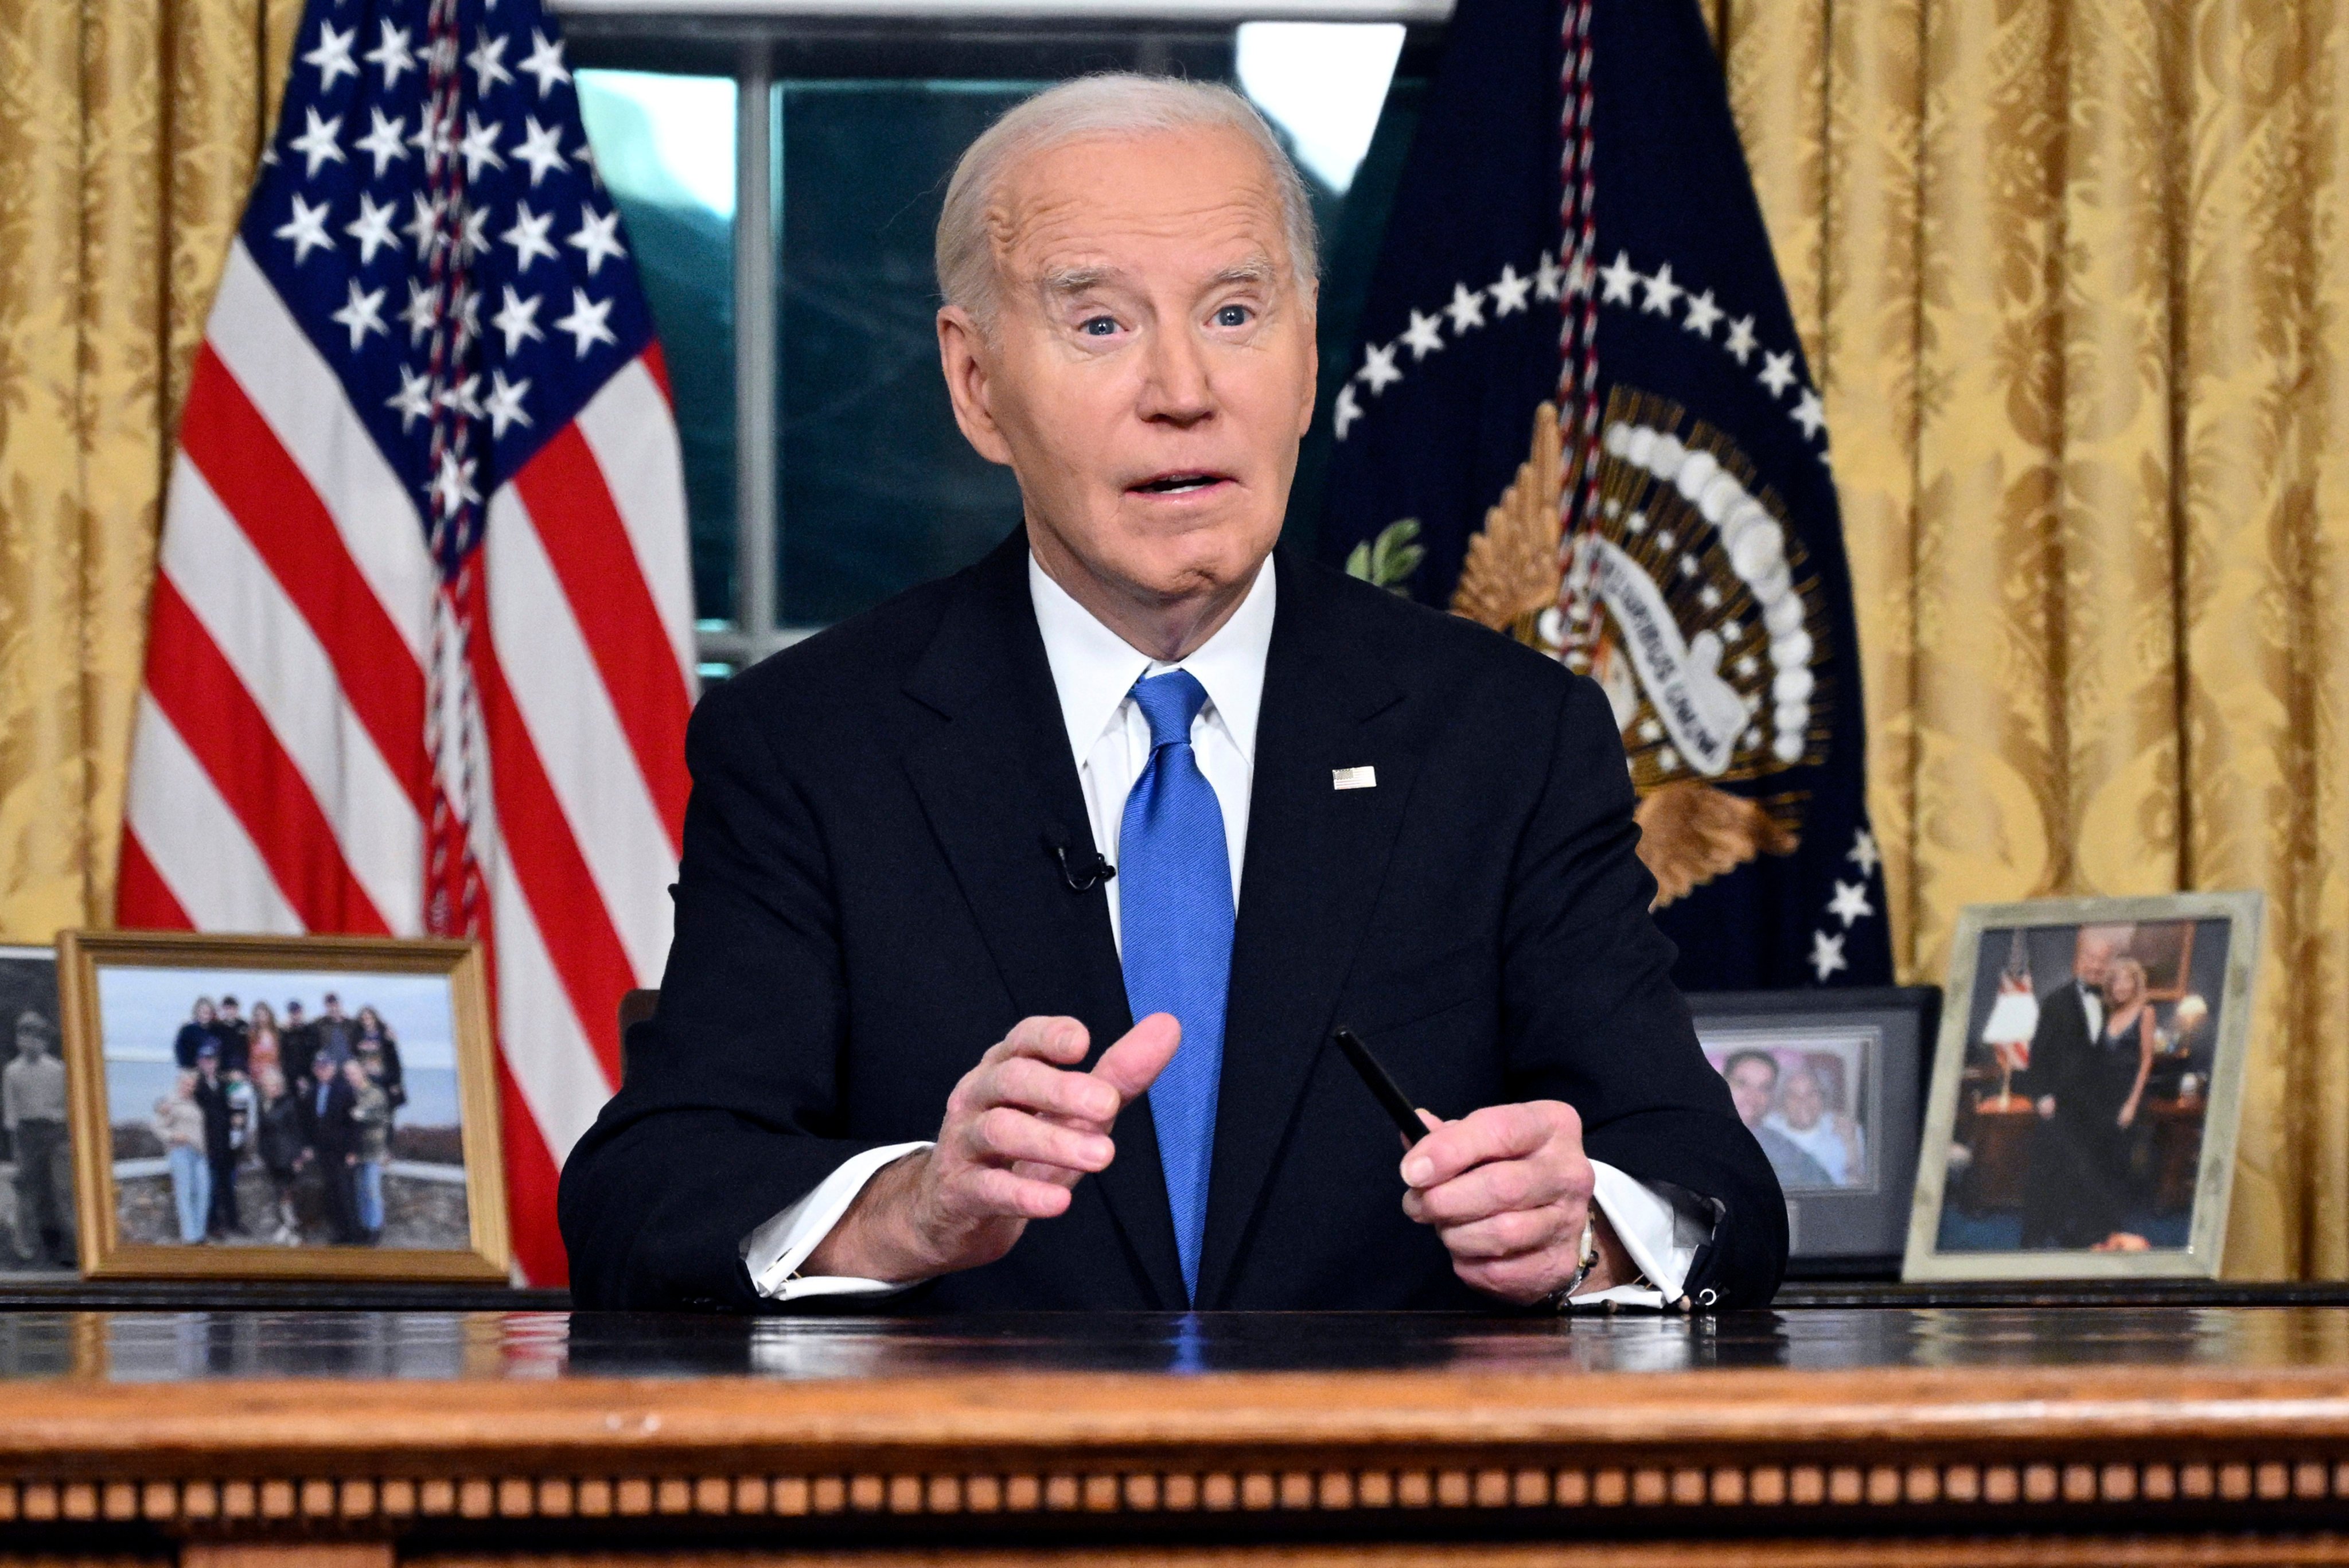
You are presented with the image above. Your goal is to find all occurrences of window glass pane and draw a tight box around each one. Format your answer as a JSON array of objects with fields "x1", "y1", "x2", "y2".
[
  {"x1": 576, "y1": 69, "x2": 739, "y2": 626},
  {"x1": 769, "y1": 34, "x2": 1425, "y2": 628},
  {"x1": 775, "y1": 83, "x2": 1034, "y2": 627}
]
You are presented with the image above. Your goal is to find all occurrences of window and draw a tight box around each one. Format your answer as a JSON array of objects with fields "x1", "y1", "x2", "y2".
[{"x1": 567, "y1": 7, "x2": 1443, "y2": 677}]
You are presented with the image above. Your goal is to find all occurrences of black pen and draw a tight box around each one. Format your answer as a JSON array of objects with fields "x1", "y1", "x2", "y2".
[{"x1": 1331, "y1": 1026, "x2": 1428, "y2": 1146}]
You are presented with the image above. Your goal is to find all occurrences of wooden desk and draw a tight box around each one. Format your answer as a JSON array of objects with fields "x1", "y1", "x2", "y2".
[{"x1": 5, "y1": 1305, "x2": 2349, "y2": 1566}]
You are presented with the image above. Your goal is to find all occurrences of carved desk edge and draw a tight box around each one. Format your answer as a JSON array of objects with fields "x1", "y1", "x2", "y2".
[{"x1": 9, "y1": 1367, "x2": 2349, "y2": 1537}]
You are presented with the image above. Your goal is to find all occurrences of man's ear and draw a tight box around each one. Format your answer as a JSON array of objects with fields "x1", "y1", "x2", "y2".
[{"x1": 937, "y1": 305, "x2": 1015, "y2": 466}]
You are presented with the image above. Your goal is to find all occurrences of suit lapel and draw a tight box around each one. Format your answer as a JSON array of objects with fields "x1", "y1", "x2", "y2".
[
  {"x1": 899, "y1": 533, "x2": 1186, "y2": 1308},
  {"x1": 1195, "y1": 554, "x2": 1416, "y2": 1307}
]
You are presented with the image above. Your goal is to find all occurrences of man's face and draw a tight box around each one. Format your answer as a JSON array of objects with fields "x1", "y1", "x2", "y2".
[
  {"x1": 1725, "y1": 1059, "x2": 1777, "y2": 1128},
  {"x1": 221, "y1": 1001, "x2": 240, "y2": 1021},
  {"x1": 1781, "y1": 1070, "x2": 1825, "y2": 1131},
  {"x1": 324, "y1": 997, "x2": 344, "y2": 1020},
  {"x1": 2076, "y1": 934, "x2": 2118, "y2": 989},
  {"x1": 16, "y1": 1025, "x2": 46, "y2": 1060},
  {"x1": 938, "y1": 126, "x2": 1316, "y2": 617}
]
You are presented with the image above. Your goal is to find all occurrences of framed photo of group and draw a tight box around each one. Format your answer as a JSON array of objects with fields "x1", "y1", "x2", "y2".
[
  {"x1": 1903, "y1": 891, "x2": 2265, "y2": 1282},
  {"x1": 55, "y1": 930, "x2": 510, "y2": 1282}
]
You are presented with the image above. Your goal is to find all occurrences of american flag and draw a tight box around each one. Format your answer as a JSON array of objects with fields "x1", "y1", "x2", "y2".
[{"x1": 119, "y1": 0, "x2": 694, "y2": 1284}]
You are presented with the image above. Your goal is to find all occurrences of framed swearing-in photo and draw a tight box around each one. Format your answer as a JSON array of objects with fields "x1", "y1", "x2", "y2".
[
  {"x1": 0, "y1": 945, "x2": 78, "y2": 1277},
  {"x1": 1693, "y1": 988, "x2": 1939, "y2": 1271},
  {"x1": 1903, "y1": 892, "x2": 2264, "y2": 1282},
  {"x1": 56, "y1": 931, "x2": 508, "y2": 1282}
]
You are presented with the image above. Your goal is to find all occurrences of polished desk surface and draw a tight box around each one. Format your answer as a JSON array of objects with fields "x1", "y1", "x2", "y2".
[
  {"x1": 6, "y1": 1308, "x2": 2349, "y2": 1558},
  {"x1": 2, "y1": 1304, "x2": 2349, "y2": 1382}
]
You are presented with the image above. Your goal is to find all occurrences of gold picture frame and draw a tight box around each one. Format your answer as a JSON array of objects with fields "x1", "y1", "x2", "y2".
[
  {"x1": 1902, "y1": 891, "x2": 2264, "y2": 1282},
  {"x1": 57, "y1": 930, "x2": 509, "y2": 1282}
]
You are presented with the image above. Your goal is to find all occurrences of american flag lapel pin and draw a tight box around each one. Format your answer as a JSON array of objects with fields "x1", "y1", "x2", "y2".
[{"x1": 1331, "y1": 766, "x2": 1377, "y2": 791}]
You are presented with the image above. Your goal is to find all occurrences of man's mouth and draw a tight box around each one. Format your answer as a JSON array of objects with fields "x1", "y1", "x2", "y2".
[{"x1": 1129, "y1": 471, "x2": 1230, "y2": 496}]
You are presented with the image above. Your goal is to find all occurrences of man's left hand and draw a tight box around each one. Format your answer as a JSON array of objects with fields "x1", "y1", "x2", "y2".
[{"x1": 1400, "y1": 1101, "x2": 1629, "y2": 1305}]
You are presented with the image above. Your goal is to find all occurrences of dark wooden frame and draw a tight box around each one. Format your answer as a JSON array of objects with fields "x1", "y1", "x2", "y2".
[{"x1": 1688, "y1": 986, "x2": 1938, "y2": 1273}]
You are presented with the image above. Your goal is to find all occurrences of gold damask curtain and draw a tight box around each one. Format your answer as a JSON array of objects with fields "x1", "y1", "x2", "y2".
[
  {"x1": 1716, "y1": 0, "x2": 2349, "y2": 1278},
  {"x1": 0, "y1": 0, "x2": 297, "y2": 941}
]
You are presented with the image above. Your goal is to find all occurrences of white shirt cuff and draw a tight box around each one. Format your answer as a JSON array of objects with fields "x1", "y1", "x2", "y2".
[
  {"x1": 739, "y1": 1148, "x2": 1716, "y2": 1309},
  {"x1": 1567, "y1": 1160, "x2": 1714, "y2": 1311},
  {"x1": 741, "y1": 1141, "x2": 932, "y2": 1301}
]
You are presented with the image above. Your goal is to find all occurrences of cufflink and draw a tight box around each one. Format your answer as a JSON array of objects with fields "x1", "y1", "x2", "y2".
[{"x1": 1332, "y1": 766, "x2": 1377, "y2": 791}]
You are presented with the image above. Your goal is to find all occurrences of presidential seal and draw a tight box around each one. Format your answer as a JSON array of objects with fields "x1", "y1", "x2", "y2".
[{"x1": 1446, "y1": 393, "x2": 1826, "y2": 907}]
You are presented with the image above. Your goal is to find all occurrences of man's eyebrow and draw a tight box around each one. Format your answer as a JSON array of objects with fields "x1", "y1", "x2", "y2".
[
  {"x1": 1034, "y1": 255, "x2": 1284, "y2": 298},
  {"x1": 1205, "y1": 255, "x2": 1279, "y2": 288},
  {"x1": 1038, "y1": 266, "x2": 1123, "y2": 295}
]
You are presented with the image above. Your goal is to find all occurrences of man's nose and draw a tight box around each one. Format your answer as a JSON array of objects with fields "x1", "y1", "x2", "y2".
[{"x1": 1136, "y1": 322, "x2": 1214, "y2": 426}]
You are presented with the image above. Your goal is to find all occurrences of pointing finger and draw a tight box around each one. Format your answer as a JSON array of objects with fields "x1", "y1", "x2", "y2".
[
  {"x1": 983, "y1": 1053, "x2": 1121, "y2": 1128},
  {"x1": 992, "y1": 1016, "x2": 1091, "y2": 1067},
  {"x1": 1092, "y1": 1013, "x2": 1182, "y2": 1104}
]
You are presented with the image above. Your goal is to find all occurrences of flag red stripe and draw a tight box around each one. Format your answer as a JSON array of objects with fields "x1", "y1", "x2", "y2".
[
  {"x1": 500, "y1": 1054, "x2": 569, "y2": 1286},
  {"x1": 180, "y1": 345, "x2": 433, "y2": 817},
  {"x1": 476, "y1": 908, "x2": 570, "y2": 1289},
  {"x1": 115, "y1": 828, "x2": 193, "y2": 931},
  {"x1": 142, "y1": 576, "x2": 392, "y2": 937},
  {"x1": 475, "y1": 642, "x2": 632, "y2": 1087},
  {"x1": 512, "y1": 432, "x2": 692, "y2": 848},
  {"x1": 641, "y1": 341, "x2": 673, "y2": 404}
]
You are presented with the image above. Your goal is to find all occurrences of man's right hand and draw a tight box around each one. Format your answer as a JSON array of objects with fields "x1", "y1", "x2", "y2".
[{"x1": 801, "y1": 1013, "x2": 1181, "y2": 1285}]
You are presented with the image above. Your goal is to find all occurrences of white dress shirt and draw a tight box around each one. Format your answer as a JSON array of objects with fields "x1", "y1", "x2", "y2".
[
  {"x1": 2079, "y1": 980, "x2": 2105, "y2": 1042},
  {"x1": 741, "y1": 552, "x2": 1707, "y2": 1308}
]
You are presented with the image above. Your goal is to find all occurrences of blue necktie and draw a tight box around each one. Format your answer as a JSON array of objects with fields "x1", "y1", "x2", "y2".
[{"x1": 1117, "y1": 669, "x2": 1235, "y2": 1304}]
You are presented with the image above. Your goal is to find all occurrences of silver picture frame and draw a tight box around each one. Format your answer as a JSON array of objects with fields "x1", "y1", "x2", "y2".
[{"x1": 1903, "y1": 891, "x2": 2264, "y2": 1282}]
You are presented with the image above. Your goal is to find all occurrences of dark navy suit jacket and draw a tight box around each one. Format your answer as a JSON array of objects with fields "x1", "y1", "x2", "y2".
[{"x1": 558, "y1": 530, "x2": 1786, "y2": 1310}]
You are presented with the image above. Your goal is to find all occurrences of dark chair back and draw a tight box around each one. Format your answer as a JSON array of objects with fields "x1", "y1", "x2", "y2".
[{"x1": 616, "y1": 989, "x2": 659, "y2": 1082}]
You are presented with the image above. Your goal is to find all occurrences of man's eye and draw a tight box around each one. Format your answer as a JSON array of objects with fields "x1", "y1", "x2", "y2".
[
  {"x1": 1214, "y1": 305, "x2": 1251, "y2": 327},
  {"x1": 1081, "y1": 316, "x2": 1119, "y2": 336}
]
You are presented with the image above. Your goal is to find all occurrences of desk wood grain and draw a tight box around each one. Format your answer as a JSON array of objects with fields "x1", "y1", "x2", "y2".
[{"x1": 2, "y1": 1308, "x2": 2347, "y2": 1561}]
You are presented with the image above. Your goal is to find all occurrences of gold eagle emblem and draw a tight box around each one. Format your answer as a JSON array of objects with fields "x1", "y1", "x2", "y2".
[{"x1": 1446, "y1": 398, "x2": 1814, "y2": 908}]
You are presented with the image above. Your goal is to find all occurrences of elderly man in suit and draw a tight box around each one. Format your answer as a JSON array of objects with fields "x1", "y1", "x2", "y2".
[
  {"x1": 2019, "y1": 925, "x2": 2131, "y2": 1249},
  {"x1": 559, "y1": 75, "x2": 1784, "y2": 1313}
]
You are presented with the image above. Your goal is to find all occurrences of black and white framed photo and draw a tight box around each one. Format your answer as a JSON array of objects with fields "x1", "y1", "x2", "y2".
[
  {"x1": 0, "y1": 945, "x2": 76, "y2": 1276},
  {"x1": 1693, "y1": 987, "x2": 1939, "y2": 1273},
  {"x1": 1903, "y1": 891, "x2": 2264, "y2": 1282}
]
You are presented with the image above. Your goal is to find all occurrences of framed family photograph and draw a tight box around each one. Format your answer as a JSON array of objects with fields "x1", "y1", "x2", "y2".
[
  {"x1": 56, "y1": 931, "x2": 509, "y2": 1282},
  {"x1": 1693, "y1": 988, "x2": 1939, "y2": 1271},
  {"x1": 0, "y1": 945, "x2": 77, "y2": 1277},
  {"x1": 1903, "y1": 891, "x2": 2264, "y2": 1282}
]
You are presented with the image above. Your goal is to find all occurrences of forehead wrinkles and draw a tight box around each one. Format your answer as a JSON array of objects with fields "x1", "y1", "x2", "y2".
[{"x1": 983, "y1": 138, "x2": 1292, "y2": 292}]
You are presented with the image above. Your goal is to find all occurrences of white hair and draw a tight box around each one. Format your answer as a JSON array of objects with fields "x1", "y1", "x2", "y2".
[{"x1": 934, "y1": 73, "x2": 1320, "y2": 322}]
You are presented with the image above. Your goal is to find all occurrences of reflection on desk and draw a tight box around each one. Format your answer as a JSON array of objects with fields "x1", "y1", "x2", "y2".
[
  {"x1": 2, "y1": 1308, "x2": 2349, "y2": 1562},
  {"x1": 5, "y1": 1304, "x2": 2349, "y2": 1382}
]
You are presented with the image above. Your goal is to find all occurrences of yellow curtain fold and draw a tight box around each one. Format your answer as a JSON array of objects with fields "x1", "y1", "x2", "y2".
[
  {"x1": 1724, "y1": 0, "x2": 2349, "y2": 1276},
  {"x1": 0, "y1": 0, "x2": 293, "y2": 943}
]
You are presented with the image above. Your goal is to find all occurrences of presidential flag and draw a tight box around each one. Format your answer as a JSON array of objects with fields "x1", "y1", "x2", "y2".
[
  {"x1": 119, "y1": 0, "x2": 693, "y2": 1281},
  {"x1": 1322, "y1": 0, "x2": 1891, "y2": 990}
]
